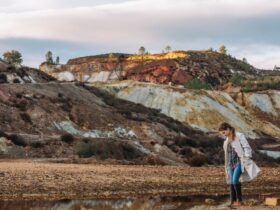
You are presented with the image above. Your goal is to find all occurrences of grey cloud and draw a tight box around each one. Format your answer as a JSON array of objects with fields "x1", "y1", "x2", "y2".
[{"x1": 0, "y1": 0, "x2": 279, "y2": 68}]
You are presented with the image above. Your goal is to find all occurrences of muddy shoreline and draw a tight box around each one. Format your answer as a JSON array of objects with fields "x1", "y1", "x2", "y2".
[{"x1": 0, "y1": 160, "x2": 279, "y2": 201}]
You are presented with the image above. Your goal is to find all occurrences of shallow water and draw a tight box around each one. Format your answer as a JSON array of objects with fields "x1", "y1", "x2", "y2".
[
  {"x1": 0, "y1": 196, "x2": 233, "y2": 210},
  {"x1": 258, "y1": 150, "x2": 280, "y2": 159}
]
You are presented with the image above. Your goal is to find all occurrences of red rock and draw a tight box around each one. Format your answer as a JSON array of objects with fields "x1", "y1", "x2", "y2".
[{"x1": 172, "y1": 69, "x2": 193, "y2": 84}]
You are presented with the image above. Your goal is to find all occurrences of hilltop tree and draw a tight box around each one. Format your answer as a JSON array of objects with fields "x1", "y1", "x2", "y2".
[
  {"x1": 45, "y1": 51, "x2": 54, "y2": 65},
  {"x1": 138, "y1": 46, "x2": 146, "y2": 55},
  {"x1": 219, "y1": 45, "x2": 227, "y2": 54},
  {"x1": 2, "y1": 50, "x2": 23, "y2": 65},
  {"x1": 242, "y1": 57, "x2": 248, "y2": 63},
  {"x1": 165, "y1": 45, "x2": 171, "y2": 52},
  {"x1": 108, "y1": 53, "x2": 114, "y2": 59},
  {"x1": 55, "y1": 56, "x2": 60, "y2": 65}
]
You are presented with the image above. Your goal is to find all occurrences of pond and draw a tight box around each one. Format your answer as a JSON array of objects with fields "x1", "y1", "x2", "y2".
[{"x1": 0, "y1": 195, "x2": 232, "y2": 210}]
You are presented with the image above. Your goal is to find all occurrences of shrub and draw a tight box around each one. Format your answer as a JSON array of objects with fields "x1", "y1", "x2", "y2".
[
  {"x1": 230, "y1": 73, "x2": 243, "y2": 85},
  {"x1": 13, "y1": 78, "x2": 21, "y2": 83},
  {"x1": 20, "y1": 112, "x2": 32, "y2": 124},
  {"x1": 15, "y1": 93, "x2": 23, "y2": 98},
  {"x1": 77, "y1": 142, "x2": 98, "y2": 158},
  {"x1": 0, "y1": 74, "x2": 8, "y2": 83},
  {"x1": 196, "y1": 137, "x2": 223, "y2": 148},
  {"x1": 58, "y1": 93, "x2": 64, "y2": 98},
  {"x1": 122, "y1": 143, "x2": 141, "y2": 160},
  {"x1": 184, "y1": 78, "x2": 212, "y2": 90},
  {"x1": 0, "y1": 130, "x2": 9, "y2": 138},
  {"x1": 219, "y1": 45, "x2": 227, "y2": 54},
  {"x1": 179, "y1": 146, "x2": 193, "y2": 158},
  {"x1": 3, "y1": 50, "x2": 23, "y2": 65},
  {"x1": 8, "y1": 134, "x2": 27, "y2": 147},
  {"x1": 60, "y1": 134, "x2": 75, "y2": 144},
  {"x1": 30, "y1": 141, "x2": 44, "y2": 148},
  {"x1": 175, "y1": 137, "x2": 197, "y2": 147},
  {"x1": 189, "y1": 155, "x2": 208, "y2": 167},
  {"x1": 14, "y1": 100, "x2": 28, "y2": 111},
  {"x1": 76, "y1": 140, "x2": 143, "y2": 160}
]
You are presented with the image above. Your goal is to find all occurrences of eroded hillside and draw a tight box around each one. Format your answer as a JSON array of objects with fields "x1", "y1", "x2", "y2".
[
  {"x1": 1, "y1": 80, "x2": 232, "y2": 165},
  {"x1": 1, "y1": 61, "x2": 279, "y2": 166},
  {"x1": 92, "y1": 80, "x2": 280, "y2": 140},
  {"x1": 39, "y1": 50, "x2": 256, "y2": 86}
]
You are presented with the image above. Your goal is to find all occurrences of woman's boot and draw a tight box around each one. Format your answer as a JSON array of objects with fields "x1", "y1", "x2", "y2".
[
  {"x1": 233, "y1": 183, "x2": 242, "y2": 206},
  {"x1": 230, "y1": 184, "x2": 237, "y2": 204},
  {"x1": 236, "y1": 183, "x2": 242, "y2": 202}
]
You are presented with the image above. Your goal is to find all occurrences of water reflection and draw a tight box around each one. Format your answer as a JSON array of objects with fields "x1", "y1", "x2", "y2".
[{"x1": 0, "y1": 196, "x2": 230, "y2": 210}]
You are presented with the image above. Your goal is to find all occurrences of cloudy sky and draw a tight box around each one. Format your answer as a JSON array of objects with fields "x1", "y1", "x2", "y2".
[{"x1": 0, "y1": 0, "x2": 279, "y2": 69}]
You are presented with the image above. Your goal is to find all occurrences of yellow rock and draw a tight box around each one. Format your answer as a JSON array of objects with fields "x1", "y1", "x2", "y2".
[{"x1": 265, "y1": 197, "x2": 279, "y2": 206}]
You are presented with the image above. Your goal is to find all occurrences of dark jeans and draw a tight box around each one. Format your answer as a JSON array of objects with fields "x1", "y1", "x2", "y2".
[{"x1": 228, "y1": 163, "x2": 242, "y2": 202}]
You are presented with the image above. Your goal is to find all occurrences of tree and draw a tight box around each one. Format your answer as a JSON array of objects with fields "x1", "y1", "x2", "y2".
[
  {"x1": 242, "y1": 57, "x2": 248, "y2": 63},
  {"x1": 55, "y1": 56, "x2": 60, "y2": 65},
  {"x1": 2, "y1": 50, "x2": 23, "y2": 65},
  {"x1": 165, "y1": 45, "x2": 171, "y2": 52},
  {"x1": 138, "y1": 46, "x2": 146, "y2": 55},
  {"x1": 108, "y1": 53, "x2": 114, "y2": 59},
  {"x1": 45, "y1": 51, "x2": 54, "y2": 65},
  {"x1": 219, "y1": 45, "x2": 227, "y2": 54}
]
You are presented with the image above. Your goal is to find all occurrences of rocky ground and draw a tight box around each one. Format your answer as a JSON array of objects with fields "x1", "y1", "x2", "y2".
[
  {"x1": 1, "y1": 60, "x2": 280, "y2": 209},
  {"x1": 0, "y1": 160, "x2": 279, "y2": 202}
]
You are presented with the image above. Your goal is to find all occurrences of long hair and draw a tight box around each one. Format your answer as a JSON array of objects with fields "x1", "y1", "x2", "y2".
[{"x1": 218, "y1": 122, "x2": 236, "y2": 142}]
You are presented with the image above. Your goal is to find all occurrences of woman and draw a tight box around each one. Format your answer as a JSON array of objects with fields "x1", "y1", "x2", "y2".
[{"x1": 218, "y1": 122, "x2": 261, "y2": 207}]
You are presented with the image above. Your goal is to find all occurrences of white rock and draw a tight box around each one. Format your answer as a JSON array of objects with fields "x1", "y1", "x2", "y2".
[{"x1": 57, "y1": 71, "x2": 75, "y2": 81}]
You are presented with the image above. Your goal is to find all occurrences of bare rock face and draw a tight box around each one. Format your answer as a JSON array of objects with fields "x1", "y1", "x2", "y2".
[
  {"x1": 39, "y1": 51, "x2": 255, "y2": 86},
  {"x1": 93, "y1": 80, "x2": 280, "y2": 139}
]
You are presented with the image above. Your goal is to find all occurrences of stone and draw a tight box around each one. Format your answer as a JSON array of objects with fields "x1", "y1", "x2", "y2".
[
  {"x1": 265, "y1": 197, "x2": 279, "y2": 206},
  {"x1": 205, "y1": 198, "x2": 215, "y2": 205}
]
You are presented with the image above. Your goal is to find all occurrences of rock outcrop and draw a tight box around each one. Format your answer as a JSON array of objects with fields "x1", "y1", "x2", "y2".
[
  {"x1": 40, "y1": 50, "x2": 255, "y2": 86},
  {"x1": 0, "y1": 61, "x2": 55, "y2": 84},
  {"x1": 92, "y1": 80, "x2": 280, "y2": 139}
]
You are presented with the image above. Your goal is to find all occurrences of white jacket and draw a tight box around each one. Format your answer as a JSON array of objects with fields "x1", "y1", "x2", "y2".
[{"x1": 223, "y1": 131, "x2": 261, "y2": 184}]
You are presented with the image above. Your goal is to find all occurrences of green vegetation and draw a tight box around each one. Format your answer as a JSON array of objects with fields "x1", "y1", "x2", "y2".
[
  {"x1": 76, "y1": 140, "x2": 142, "y2": 160},
  {"x1": 76, "y1": 141, "x2": 99, "y2": 158},
  {"x1": 189, "y1": 155, "x2": 208, "y2": 167},
  {"x1": 45, "y1": 51, "x2": 54, "y2": 65},
  {"x1": 242, "y1": 57, "x2": 248, "y2": 63},
  {"x1": 242, "y1": 80, "x2": 280, "y2": 92},
  {"x1": 165, "y1": 45, "x2": 171, "y2": 52},
  {"x1": 229, "y1": 73, "x2": 244, "y2": 85},
  {"x1": 219, "y1": 45, "x2": 227, "y2": 54},
  {"x1": 8, "y1": 134, "x2": 27, "y2": 147},
  {"x1": 45, "y1": 51, "x2": 60, "y2": 65},
  {"x1": 236, "y1": 60, "x2": 252, "y2": 72},
  {"x1": 55, "y1": 56, "x2": 60, "y2": 65},
  {"x1": 138, "y1": 46, "x2": 146, "y2": 55},
  {"x1": 2, "y1": 50, "x2": 23, "y2": 65},
  {"x1": 60, "y1": 133, "x2": 75, "y2": 144},
  {"x1": 184, "y1": 78, "x2": 213, "y2": 90}
]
